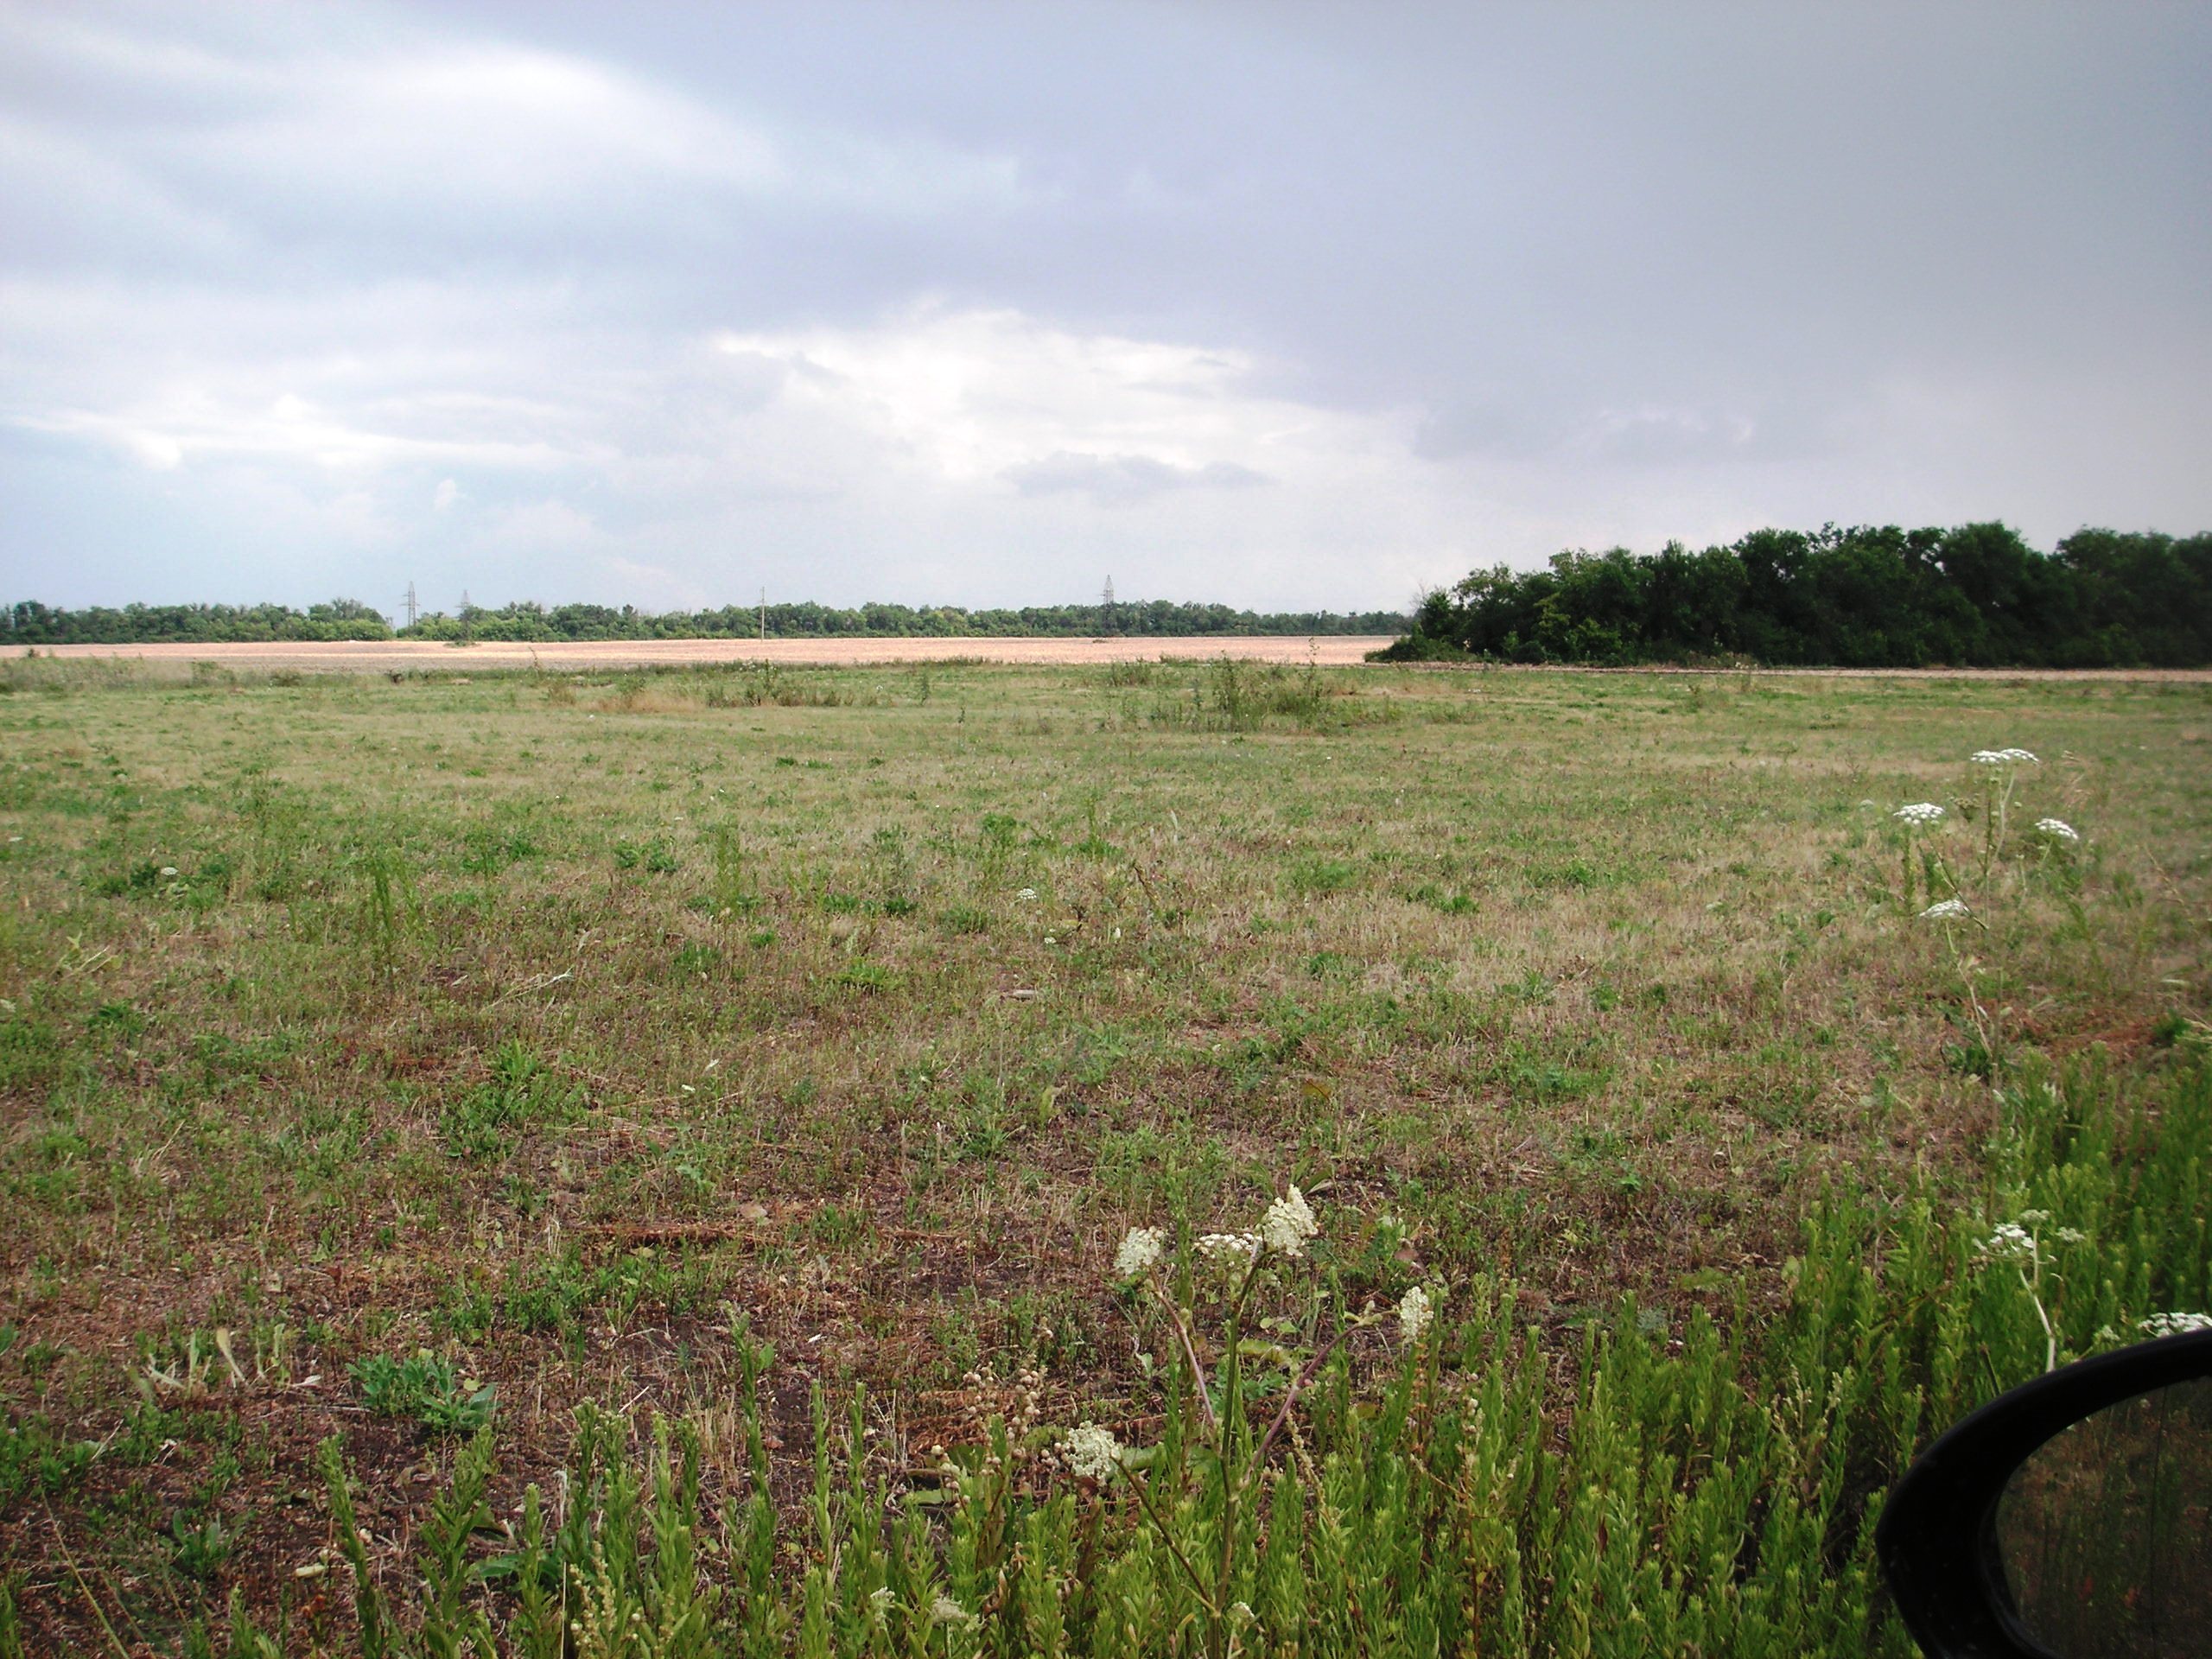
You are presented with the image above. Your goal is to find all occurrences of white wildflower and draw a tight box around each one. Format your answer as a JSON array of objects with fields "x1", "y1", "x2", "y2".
[
  {"x1": 1892, "y1": 803, "x2": 1945, "y2": 826},
  {"x1": 2139, "y1": 1312, "x2": 2212, "y2": 1338},
  {"x1": 2034, "y1": 818, "x2": 2081, "y2": 842},
  {"x1": 868, "y1": 1586, "x2": 895, "y2": 1620},
  {"x1": 1061, "y1": 1422, "x2": 1124, "y2": 1482},
  {"x1": 159, "y1": 866, "x2": 179, "y2": 878},
  {"x1": 1971, "y1": 747, "x2": 2039, "y2": 766},
  {"x1": 1918, "y1": 899, "x2": 1971, "y2": 921},
  {"x1": 2094, "y1": 1324, "x2": 2123, "y2": 1347},
  {"x1": 931, "y1": 1594, "x2": 976, "y2": 1628},
  {"x1": 1980, "y1": 1222, "x2": 2037, "y2": 1261},
  {"x1": 2050, "y1": 1226, "x2": 2087, "y2": 1246},
  {"x1": 2000, "y1": 747, "x2": 2038, "y2": 764},
  {"x1": 1197, "y1": 1231, "x2": 1261, "y2": 1263},
  {"x1": 1397, "y1": 1285, "x2": 1435, "y2": 1344},
  {"x1": 1114, "y1": 1226, "x2": 1166, "y2": 1279},
  {"x1": 1259, "y1": 1186, "x2": 1319, "y2": 1257},
  {"x1": 1016, "y1": 887, "x2": 1038, "y2": 901}
]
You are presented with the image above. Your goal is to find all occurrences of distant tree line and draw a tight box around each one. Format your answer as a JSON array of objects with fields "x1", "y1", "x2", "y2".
[
  {"x1": 4, "y1": 599, "x2": 394, "y2": 644},
  {"x1": 398, "y1": 597, "x2": 1407, "y2": 642},
  {"x1": 1381, "y1": 524, "x2": 2212, "y2": 668},
  {"x1": 4, "y1": 594, "x2": 1408, "y2": 646}
]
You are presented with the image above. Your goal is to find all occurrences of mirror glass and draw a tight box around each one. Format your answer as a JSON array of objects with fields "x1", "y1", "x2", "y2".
[{"x1": 1997, "y1": 1377, "x2": 2212, "y2": 1658}]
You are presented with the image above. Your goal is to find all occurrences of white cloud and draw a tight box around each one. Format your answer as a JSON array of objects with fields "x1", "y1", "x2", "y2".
[
  {"x1": 1, "y1": 6, "x2": 1033, "y2": 246},
  {"x1": 1004, "y1": 452, "x2": 1268, "y2": 505},
  {"x1": 488, "y1": 498, "x2": 600, "y2": 549},
  {"x1": 715, "y1": 307, "x2": 1397, "y2": 493}
]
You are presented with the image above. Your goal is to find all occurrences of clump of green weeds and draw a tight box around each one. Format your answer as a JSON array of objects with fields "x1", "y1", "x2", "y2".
[
  {"x1": 0, "y1": 1411, "x2": 96, "y2": 1503},
  {"x1": 347, "y1": 1351, "x2": 496, "y2": 1436},
  {"x1": 441, "y1": 1039, "x2": 580, "y2": 1160},
  {"x1": 705, "y1": 823, "x2": 761, "y2": 922},
  {"x1": 353, "y1": 838, "x2": 418, "y2": 975}
]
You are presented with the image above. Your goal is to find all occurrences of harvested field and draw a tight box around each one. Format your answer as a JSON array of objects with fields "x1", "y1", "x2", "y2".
[
  {"x1": 8, "y1": 636, "x2": 2208, "y2": 681},
  {"x1": 3, "y1": 634, "x2": 1399, "y2": 672}
]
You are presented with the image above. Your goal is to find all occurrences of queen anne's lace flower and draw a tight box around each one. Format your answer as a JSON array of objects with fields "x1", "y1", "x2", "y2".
[
  {"x1": 1397, "y1": 1285, "x2": 1435, "y2": 1344},
  {"x1": 1197, "y1": 1231, "x2": 1261, "y2": 1262},
  {"x1": 1919, "y1": 899, "x2": 1971, "y2": 921},
  {"x1": 1972, "y1": 747, "x2": 2039, "y2": 766},
  {"x1": 2035, "y1": 818, "x2": 2081, "y2": 842},
  {"x1": 931, "y1": 1595, "x2": 976, "y2": 1627},
  {"x1": 2139, "y1": 1311, "x2": 2212, "y2": 1338},
  {"x1": 1893, "y1": 803, "x2": 1946, "y2": 826},
  {"x1": 1114, "y1": 1226, "x2": 1166, "y2": 1279},
  {"x1": 1980, "y1": 1221, "x2": 2037, "y2": 1261},
  {"x1": 1259, "y1": 1186, "x2": 1319, "y2": 1257},
  {"x1": 1061, "y1": 1422, "x2": 1124, "y2": 1482}
]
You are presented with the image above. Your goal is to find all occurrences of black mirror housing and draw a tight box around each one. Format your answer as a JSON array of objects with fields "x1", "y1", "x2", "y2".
[{"x1": 1878, "y1": 1328, "x2": 2212, "y2": 1658}]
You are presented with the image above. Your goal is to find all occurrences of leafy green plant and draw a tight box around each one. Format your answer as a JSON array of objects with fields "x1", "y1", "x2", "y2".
[
  {"x1": 0, "y1": 1411, "x2": 95, "y2": 1503},
  {"x1": 353, "y1": 838, "x2": 418, "y2": 976},
  {"x1": 440, "y1": 1040, "x2": 579, "y2": 1160},
  {"x1": 348, "y1": 1351, "x2": 496, "y2": 1436},
  {"x1": 168, "y1": 1511, "x2": 236, "y2": 1580}
]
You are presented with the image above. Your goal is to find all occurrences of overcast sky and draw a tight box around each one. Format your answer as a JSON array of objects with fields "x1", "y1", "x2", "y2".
[{"x1": 3, "y1": 3, "x2": 2207, "y2": 616}]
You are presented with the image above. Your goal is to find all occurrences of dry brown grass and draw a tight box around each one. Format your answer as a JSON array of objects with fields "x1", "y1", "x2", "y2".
[{"x1": 0, "y1": 657, "x2": 2206, "y2": 1647}]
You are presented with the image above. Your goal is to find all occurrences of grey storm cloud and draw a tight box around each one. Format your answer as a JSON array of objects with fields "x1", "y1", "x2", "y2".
[{"x1": 1, "y1": 1, "x2": 2207, "y2": 614}]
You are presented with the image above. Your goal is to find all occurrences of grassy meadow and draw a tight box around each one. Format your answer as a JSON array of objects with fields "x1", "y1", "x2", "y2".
[{"x1": 1, "y1": 653, "x2": 2208, "y2": 1656}]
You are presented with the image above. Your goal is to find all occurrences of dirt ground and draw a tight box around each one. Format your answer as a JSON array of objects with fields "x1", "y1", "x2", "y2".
[{"x1": 3, "y1": 635, "x2": 1398, "y2": 671}]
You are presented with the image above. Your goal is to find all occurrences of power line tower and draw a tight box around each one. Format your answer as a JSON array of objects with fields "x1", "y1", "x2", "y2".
[
  {"x1": 459, "y1": 588, "x2": 474, "y2": 647},
  {"x1": 1100, "y1": 575, "x2": 1116, "y2": 635},
  {"x1": 403, "y1": 582, "x2": 418, "y2": 628}
]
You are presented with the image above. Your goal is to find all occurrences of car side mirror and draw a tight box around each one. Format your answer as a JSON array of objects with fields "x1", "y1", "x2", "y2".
[{"x1": 1878, "y1": 1327, "x2": 2212, "y2": 1657}]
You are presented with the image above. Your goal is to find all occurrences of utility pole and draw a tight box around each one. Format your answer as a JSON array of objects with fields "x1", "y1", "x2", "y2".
[
  {"x1": 1100, "y1": 575, "x2": 1116, "y2": 635},
  {"x1": 459, "y1": 588, "x2": 473, "y2": 647}
]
